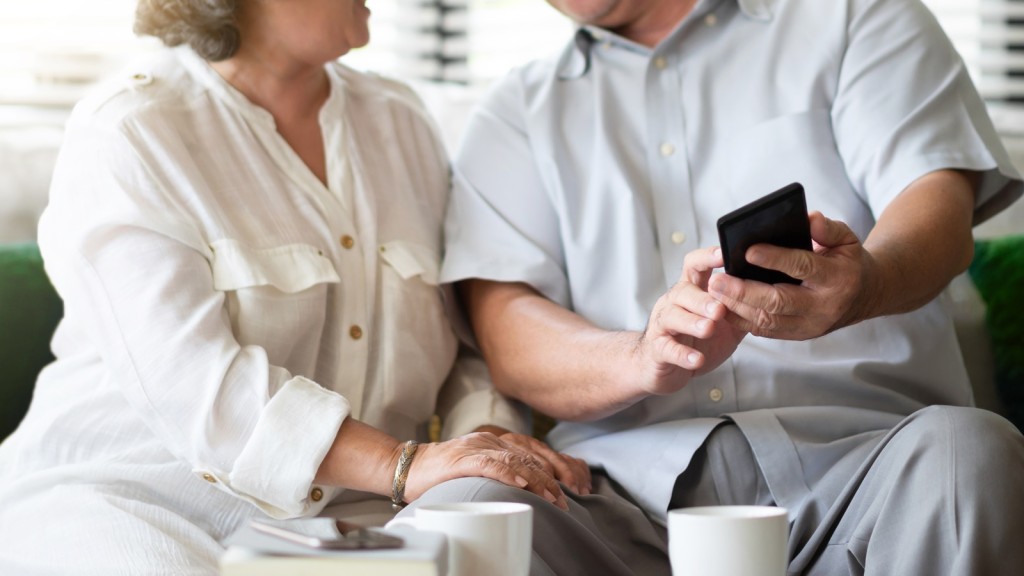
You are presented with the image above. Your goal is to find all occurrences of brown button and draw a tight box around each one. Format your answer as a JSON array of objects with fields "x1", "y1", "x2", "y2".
[
  {"x1": 311, "y1": 487, "x2": 323, "y2": 502},
  {"x1": 340, "y1": 235, "x2": 355, "y2": 249},
  {"x1": 349, "y1": 325, "x2": 363, "y2": 340},
  {"x1": 202, "y1": 473, "x2": 217, "y2": 483}
]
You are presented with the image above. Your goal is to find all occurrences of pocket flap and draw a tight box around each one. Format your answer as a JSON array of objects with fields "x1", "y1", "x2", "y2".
[
  {"x1": 210, "y1": 239, "x2": 341, "y2": 293},
  {"x1": 379, "y1": 241, "x2": 440, "y2": 285}
]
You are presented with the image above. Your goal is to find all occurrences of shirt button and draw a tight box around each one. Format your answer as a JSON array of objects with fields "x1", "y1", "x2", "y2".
[
  {"x1": 129, "y1": 72, "x2": 153, "y2": 87},
  {"x1": 709, "y1": 388, "x2": 723, "y2": 402},
  {"x1": 660, "y1": 142, "x2": 675, "y2": 157},
  {"x1": 340, "y1": 235, "x2": 355, "y2": 249},
  {"x1": 671, "y1": 231, "x2": 686, "y2": 245},
  {"x1": 349, "y1": 325, "x2": 363, "y2": 340},
  {"x1": 654, "y1": 57, "x2": 667, "y2": 70},
  {"x1": 202, "y1": 473, "x2": 217, "y2": 483},
  {"x1": 705, "y1": 13, "x2": 718, "y2": 26},
  {"x1": 311, "y1": 487, "x2": 324, "y2": 502}
]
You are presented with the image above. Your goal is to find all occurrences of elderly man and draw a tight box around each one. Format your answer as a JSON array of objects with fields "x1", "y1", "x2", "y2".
[{"x1": 434, "y1": 0, "x2": 1024, "y2": 574}]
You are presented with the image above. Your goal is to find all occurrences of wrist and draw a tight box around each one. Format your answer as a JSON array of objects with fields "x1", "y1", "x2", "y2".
[
  {"x1": 838, "y1": 250, "x2": 887, "y2": 330},
  {"x1": 390, "y1": 440, "x2": 421, "y2": 510}
]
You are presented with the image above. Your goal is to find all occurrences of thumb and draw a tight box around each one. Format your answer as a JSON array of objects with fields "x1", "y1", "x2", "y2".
[{"x1": 809, "y1": 211, "x2": 858, "y2": 251}]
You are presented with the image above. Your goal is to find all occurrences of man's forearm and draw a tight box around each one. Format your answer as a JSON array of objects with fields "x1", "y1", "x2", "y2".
[
  {"x1": 459, "y1": 280, "x2": 649, "y2": 422},
  {"x1": 856, "y1": 169, "x2": 976, "y2": 323}
]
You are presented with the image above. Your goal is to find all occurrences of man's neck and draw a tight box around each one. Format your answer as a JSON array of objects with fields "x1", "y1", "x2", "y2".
[{"x1": 607, "y1": 0, "x2": 698, "y2": 47}]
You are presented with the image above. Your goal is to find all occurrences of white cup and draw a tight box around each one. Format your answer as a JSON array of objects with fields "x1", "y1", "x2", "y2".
[
  {"x1": 386, "y1": 502, "x2": 532, "y2": 576},
  {"x1": 668, "y1": 505, "x2": 788, "y2": 576}
]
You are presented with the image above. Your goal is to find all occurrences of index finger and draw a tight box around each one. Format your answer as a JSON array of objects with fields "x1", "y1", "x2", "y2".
[{"x1": 679, "y1": 246, "x2": 725, "y2": 286}]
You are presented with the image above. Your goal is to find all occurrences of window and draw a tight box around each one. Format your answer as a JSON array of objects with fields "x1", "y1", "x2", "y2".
[
  {"x1": 344, "y1": 0, "x2": 571, "y2": 84},
  {"x1": 0, "y1": 1, "x2": 156, "y2": 106},
  {"x1": 0, "y1": 0, "x2": 1018, "y2": 137},
  {"x1": 925, "y1": 0, "x2": 1024, "y2": 139}
]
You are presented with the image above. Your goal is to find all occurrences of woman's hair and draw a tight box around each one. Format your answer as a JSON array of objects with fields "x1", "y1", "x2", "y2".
[{"x1": 134, "y1": 0, "x2": 241, "y2": 62}]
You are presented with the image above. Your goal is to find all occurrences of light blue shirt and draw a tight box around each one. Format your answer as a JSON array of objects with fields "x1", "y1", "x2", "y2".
[{"x1": 441, "y1": 0, "x2": 1022, "y2": 521}]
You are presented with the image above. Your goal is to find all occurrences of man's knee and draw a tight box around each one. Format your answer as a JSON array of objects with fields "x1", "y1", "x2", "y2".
[
  {"x1": 902, "y1": 405, "x2": 1024, "y2": 469},
  {"x1": 414, "y1": 477, "x2": 543, "y2": 507}
]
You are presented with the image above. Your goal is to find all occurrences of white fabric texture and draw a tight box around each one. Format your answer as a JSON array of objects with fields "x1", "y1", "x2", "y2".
[
  {"x1": 0, "y1": 46, "x2": 523, "y2": 575},
  {"x1": 440, "y1": 0, "x2": 1023, "y2": 522}
]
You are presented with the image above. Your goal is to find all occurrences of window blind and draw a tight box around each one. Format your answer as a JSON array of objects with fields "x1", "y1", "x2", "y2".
[
  {"x1": 925, "y1": 0, "x2": 1024, "y2": 137},
  {"x1": 1, "y1": 0, "x2": 1019, "y2": 137},
  {"x1": 0, "y1": 0, "x2": 155, "y2": 106},
  {"x1": 347, "y1": 0, "x2": 570, "y2": 84}
]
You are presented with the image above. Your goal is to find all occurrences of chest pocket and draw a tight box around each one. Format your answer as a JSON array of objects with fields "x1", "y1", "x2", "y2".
[
  {"x1": 727, "y1": 109, "x2": 874, "y2": 240},
  {"x1": 210, "y1": 239, "x2": 340, "y2": 369},
  {"x1": 374, "y1": 240, "x2": 458, "y2": 420}
]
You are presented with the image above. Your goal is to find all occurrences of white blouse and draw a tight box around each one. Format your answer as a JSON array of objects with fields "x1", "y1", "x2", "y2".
[{"x1": 0, "y1": 47, "x2": 523, "y2": 574}]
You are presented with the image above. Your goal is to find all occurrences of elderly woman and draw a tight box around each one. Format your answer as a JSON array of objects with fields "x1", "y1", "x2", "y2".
[{"x1": 0, "y1": 0, "x2": 588, "y2": 573}]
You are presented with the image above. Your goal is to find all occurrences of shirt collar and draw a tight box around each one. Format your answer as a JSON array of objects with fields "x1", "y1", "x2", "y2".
[
  {"x1": 557, "y1": 0, "x2": 773, "y2": 79},
  {"x1": 175, "y1": 46, "x2": 276, "y2": 128}
]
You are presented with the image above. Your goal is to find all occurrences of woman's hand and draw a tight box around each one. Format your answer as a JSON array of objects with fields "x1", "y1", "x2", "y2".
[
  {"x1": 475, "y1": 425, "x2": 592, "y2": 496},
  {"x1": 403, "y1": 431, "x2": 569, "y2": 510}
]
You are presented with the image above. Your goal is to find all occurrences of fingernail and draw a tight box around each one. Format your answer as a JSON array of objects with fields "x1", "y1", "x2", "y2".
[
  {"x1": 697, "y1": 318, "x2": 711, "y2": 331},
  {"x1": 687, "y1": 352, "x2": 701, "y2": 366},
  {"x1": 706, "y1": 301, "x2": 719, "y2": 315},
  {"x1": 544, "y1": 489, "x2": 557, "y2": 503},
  {"x1": 515, "y1": 475, "x2": 529, "y2": 487}
]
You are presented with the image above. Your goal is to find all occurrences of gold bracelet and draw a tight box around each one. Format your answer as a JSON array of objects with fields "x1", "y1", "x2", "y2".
[{"x1": 391, "y1": 440, "x2": 420, "y2": 511}]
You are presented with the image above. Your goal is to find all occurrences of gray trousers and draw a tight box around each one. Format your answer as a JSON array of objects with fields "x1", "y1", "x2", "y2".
[{"x1": 408, "y1": 406, "x2": 1024, "y2": 575}]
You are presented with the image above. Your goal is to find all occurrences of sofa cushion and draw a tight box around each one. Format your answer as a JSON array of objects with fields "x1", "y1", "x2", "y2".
[
  {"x1": 0, "y1": 242, "x2": 63, "y2": 439},
  {"x1": 969, "y1": 234, "x2": 1024, "y2": 432}
]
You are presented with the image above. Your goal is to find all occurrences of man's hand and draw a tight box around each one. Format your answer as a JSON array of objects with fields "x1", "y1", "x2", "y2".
[
  {"x1": 706, "y1": 170, "x2": 977, "y2": 341},
  {"x1": 707, "y1": 211, "x2": 878, "y2": 340},
  {"x1": 634, "y1": 246, "x2": 748, "y2": 395}
]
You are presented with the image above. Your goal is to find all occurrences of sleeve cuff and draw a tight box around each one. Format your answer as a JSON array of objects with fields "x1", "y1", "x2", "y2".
[{"x1": 221, "y1": 376, "x2": 349, "y2": 518}]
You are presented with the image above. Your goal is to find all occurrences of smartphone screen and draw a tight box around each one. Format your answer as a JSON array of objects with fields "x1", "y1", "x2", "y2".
[
  {"x1": 716, "y1": 182, "x2": 812, "y2": 285},
  {"x1": 250, "y1": 518, "x2": 405, "y2": 550}
]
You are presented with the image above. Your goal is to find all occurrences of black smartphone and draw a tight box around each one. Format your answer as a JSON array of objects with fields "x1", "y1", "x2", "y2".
[
  {"x1": 249, "y1": 518, "x2": 405, "y2": 550},
  {"x1": 716, "y1": 182, "x2": 812, "y2": 285}
]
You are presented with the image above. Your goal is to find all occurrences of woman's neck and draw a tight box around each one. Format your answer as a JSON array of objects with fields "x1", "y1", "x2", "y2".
[{"x1": 210, "y1": 51, "x2": 329, "y2": 127}]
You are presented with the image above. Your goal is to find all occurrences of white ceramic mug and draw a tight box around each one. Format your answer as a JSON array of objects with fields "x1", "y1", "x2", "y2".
[
  {"x1": 386, "y1": 502, "x2": 533, "y2": 576},
  {"x1": 668, "y1": 505, "x2": 788, "y2": 576}
]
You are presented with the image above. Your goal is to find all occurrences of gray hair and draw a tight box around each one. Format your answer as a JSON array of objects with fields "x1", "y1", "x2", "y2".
[{"x1": 134, "y1": 0, "x2": 241, "y2": 62}]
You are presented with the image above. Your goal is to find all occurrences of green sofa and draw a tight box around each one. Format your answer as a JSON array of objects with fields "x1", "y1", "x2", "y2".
[
  {"x1": 0, "y1": 243, "x2": 62, "y2": 440},
  {"x1": 1, "y1": 238, "x2": 1022, "y2": 441}
]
